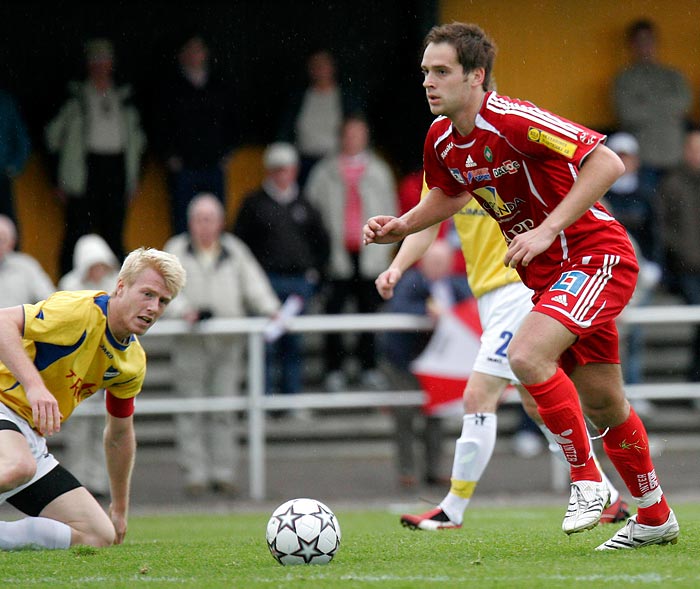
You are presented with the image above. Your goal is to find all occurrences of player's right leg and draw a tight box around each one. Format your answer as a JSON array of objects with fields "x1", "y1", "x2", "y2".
[
  {"x1": 0, "y1": 426, "x2": 37, "y2": 493},
  {"x1": 508, "y1": 313, "x2": 609, "y2": 534},
  {"x1": 518, "y1": 386, "x2": 630, "y2": 524}
]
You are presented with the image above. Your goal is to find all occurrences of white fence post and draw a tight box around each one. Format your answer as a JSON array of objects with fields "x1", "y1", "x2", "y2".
[{"x1": 247, "y1": 330, "x2": 267, "y2": 500}]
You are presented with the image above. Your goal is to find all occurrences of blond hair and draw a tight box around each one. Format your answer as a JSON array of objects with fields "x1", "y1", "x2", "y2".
[{"x1": 118, "y1": 247, "x2": 186, "y2": 298}]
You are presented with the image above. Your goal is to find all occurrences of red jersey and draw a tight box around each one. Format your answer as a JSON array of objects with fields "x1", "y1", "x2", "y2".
[{"x1": 423, "y1": 91, "x2": 635, "y2": 293}]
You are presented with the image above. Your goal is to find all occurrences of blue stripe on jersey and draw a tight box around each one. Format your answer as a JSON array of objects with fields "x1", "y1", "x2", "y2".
[{"x1": 34, "y1": 331, "x2": 87, "y2": 371}]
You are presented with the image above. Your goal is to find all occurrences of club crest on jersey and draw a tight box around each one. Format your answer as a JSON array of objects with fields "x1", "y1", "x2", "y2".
[
  {"x1": 448, "y1": 167, "x2": 468, "y2": 185},
  {"x1": 467, "y1": 167, "x2": 492, "y2": 184},
  {"x1": 527, "y1": 126, "x2": 577, "y2": 158},
  {"x1": 550, "y1": 271, "x2": 589, "y2": 295},
  {"x1": 484, "y1": 146, "x2": 493, "y2": 162}
]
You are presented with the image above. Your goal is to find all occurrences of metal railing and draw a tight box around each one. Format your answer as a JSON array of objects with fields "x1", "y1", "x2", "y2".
[{"x1": 75, "y1": 307, "x2": 700, "y2": 500}]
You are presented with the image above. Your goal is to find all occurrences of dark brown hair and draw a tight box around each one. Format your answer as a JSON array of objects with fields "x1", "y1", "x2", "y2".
[{"x1": 423, "y1": 22, "x2": 497, "y2": 91}]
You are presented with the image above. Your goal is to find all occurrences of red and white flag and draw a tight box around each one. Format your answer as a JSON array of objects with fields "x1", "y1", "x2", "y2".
[{"x1": 410, "y1": 298, "x2": 483, "y2": 416}]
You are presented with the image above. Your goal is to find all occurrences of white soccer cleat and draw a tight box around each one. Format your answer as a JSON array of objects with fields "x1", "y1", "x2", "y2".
[
  {"x1": 562, "y1": 480, "x2": 610, "y2": 535},
  {"x1": 596, "y1": 510, "x2": 680, "y2": 551}
]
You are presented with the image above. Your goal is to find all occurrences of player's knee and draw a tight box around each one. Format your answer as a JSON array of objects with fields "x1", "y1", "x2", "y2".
[
  {"x1": 75, "y1": 522, "x2": 116, "y2": 548},
  {"x1": 0, "y1": 457, "x2": 36, "y2": 492},
  {"x1": 582, "y1": 397, "x2": 630, "y2": 429},
  {"x1": 507, "y1": 347, "x2": 538, "y2": 383}
]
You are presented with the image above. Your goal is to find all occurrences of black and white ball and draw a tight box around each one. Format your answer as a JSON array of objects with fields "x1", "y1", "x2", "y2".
[{"x1": 266, "y1": 498, "x2": 341, "y2": 565}]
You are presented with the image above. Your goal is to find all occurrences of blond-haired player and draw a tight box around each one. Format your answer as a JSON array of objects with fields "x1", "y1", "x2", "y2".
[{"x1": 0, "y1": 248, "x2": 185, "y2": 550}]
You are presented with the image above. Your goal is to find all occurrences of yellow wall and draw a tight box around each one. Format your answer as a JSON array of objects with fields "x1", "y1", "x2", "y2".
[{"x1": 440, "y1": 0, "x2": 700, "y2": 127}]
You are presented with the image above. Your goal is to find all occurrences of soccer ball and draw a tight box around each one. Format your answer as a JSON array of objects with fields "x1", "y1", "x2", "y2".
[{"x1": 266, "y1": 498, "x2": 341, "y2": 565}]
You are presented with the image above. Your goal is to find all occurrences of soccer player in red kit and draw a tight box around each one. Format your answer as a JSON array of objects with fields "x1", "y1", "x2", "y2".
[{"x1": 363, "y1": 22, "x2": 679, "y2": 550}]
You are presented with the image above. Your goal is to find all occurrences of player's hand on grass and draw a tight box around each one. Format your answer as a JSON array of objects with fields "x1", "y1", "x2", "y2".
[
  {"x1": 363, "y1": 216, "x2": 407, "y2": 245},
  {"x1": 109, "y1": 505, "x2": 128, "y2": 545},
  {"x1": 25, "y1": 385, "x2": 62, "y2": 436},
  {"x1": 375, "y1": 267, "x2": 402, "y2": 300}
]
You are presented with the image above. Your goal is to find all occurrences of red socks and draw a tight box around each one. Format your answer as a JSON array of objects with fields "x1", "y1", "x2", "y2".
[
  {"x1": 602, "y1": 406, "x2": 670, "y2": 526},
  {"x1": 524, "y1": 368, "x2": 601, "y2": 482}
]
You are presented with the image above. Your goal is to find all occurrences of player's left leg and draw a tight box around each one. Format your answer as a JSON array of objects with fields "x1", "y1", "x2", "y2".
[
  {"x1": 572, "y1": 362, "x2": 679, "y2": 549},
  {"x1": 2, "y1": 464, "x2": 114, "y2": 550},
  {"x1": 39, "y1": 486, "x2": 116, "y2": 547}
]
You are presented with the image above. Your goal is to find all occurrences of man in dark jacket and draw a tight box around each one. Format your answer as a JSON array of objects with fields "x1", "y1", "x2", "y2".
[{"x1": 234, "y1": 142, "x2": 329, "y2": 403}]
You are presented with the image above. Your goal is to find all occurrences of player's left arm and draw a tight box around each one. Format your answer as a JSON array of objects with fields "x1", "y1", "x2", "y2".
[
  {"x1": 505, "y1": 144, "x2": 625, "y2": 268},
  {"x1": 104, "y1": 396, "x2": 136, "y2": 545}
]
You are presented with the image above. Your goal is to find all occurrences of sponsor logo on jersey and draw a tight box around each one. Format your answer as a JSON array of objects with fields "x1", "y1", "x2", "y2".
[
  {"x1": 465, "y1": 154, "x2": 477, "y2": 168},
  {"x1": 527, "y1": 126, "x2": 577, "y2": 158},
  {"x1": 550, "y1": 270, "x2": 589, "y2": 295},
  {"x1": 448, "y1": 167, "x2": 467, "y2": 185},
  {"x1": 492, "y1": 160, "x2": 521, "y2": 178},
  {"x1": 579, "y1": 131, "x2": 597, "y2": 145},
  {"x1": 503, "y1": 219, "x2": 535, "y2": 242},
  {"x1": 552, "y1": 294, "x2": 569, "y2": 306},
  {"x1": 100, "y1": 343, "x2": 114, "y2": 360},
  {"x1": 484, "y1": 146, "x2": 493, "y2": 162},
  {"x1": 473, "y1": 186, "x2": 524, "y2": 219},
  {"x1": 467, "y1": 167, "x2": 492, "y2": 184},
  {"x1": 441, "y1": 142, "x2": 454, "y2": 159}
]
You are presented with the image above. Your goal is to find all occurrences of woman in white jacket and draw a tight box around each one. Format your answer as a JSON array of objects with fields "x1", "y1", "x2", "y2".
[{"x1": 58, "y1": 233, "x2": 120, "y2": 498}]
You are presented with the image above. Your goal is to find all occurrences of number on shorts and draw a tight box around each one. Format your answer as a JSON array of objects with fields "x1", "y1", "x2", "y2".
[{"x1": 495, "y1": 330, "x2": 513, "y2": 357}]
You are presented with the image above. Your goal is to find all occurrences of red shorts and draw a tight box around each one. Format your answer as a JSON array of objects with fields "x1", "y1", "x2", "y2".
[{"x1": 531, "y1": 253, "x2": 638, "y2": 371}]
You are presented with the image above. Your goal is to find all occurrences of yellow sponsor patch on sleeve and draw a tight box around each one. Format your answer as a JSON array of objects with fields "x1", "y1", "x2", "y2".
[{"x1": 527, "y1": 126, "x2": 577, "y2": 158}]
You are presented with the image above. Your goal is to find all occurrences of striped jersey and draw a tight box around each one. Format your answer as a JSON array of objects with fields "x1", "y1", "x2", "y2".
[
  {"x1": 423, "y1": 91, "x2": 634, "y2": 293},
  {"x1": 0, "y1": 290, "x2": 146, "y2": 429}
]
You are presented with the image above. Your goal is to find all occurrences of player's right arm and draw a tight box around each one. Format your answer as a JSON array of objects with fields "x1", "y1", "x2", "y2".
[
  {"x1": 364, "y1": 187, "x2": 470, "y2": 245},
  {"x1": 0, "y1": 306, "x2": 61, "y2": 436},
  {"x1": 375, "y1": 224, "x2": 440, "y2": 300}
]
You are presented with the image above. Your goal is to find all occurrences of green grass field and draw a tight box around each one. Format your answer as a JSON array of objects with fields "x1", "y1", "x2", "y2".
[{"x1": 1, "y1": 503, "x2": 697, "y2": 588}]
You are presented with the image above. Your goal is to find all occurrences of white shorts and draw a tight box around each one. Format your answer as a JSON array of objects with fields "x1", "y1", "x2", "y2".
[
  {"x1": 0, "y1": 402, "x2": 59, "y2": 505},
  {"x1": 472, "y1": 281, "x2": 533, "y2": 382}
]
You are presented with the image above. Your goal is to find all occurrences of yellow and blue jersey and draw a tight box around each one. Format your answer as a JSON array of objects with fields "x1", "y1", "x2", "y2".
[
  {"x1": 0, "y1": 290, "x2": 146, "y2": 429},
  {"x1": 422, "y1": 179, "x2": 520, "y2": 299}
]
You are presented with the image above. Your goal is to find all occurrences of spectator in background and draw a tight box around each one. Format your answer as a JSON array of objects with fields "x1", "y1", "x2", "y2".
[
  {"x1": 233, "y1": 143, "x2": 329, "y2": 409},
  {"x1": 164, "y1": 193, "x2": 280, "y2": 496},
  {"x1": 45, "y1": 38, "x2": 146, "y2": 276},
  {"x1": 0, "y1": 215, "x2": 55, "y2": 307},
  {"x1": 277, "y1": 49, "x2": 363, "y2": 188},
  {"x1": 0, "y1": 89, "x2": 31, "y2": 245},
  {"x1": 603, "y1": 133, "x2": 654, "y2": 262},
  {"x1": 612, "y1": 18, "x2": 692, "y2": 265},
  {"x1": 659, "y1": 129, "x2": 700, "y2": 382},
  {"x1": 305, "y1": 114, "x2": 398, "y2": 392},
  {"x1": 153, "y1": 34, "x2": 238, "y2": 235},
  {"x1": 58, "y1": 234, "x2": 120, "y2": 498},
  {"x1": 378, "y1": 239, "x2": 471, "y2": 488}
]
